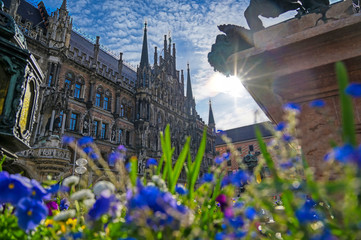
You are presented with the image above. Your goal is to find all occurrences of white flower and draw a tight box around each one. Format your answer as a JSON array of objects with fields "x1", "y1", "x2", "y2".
[
  {"x1": 53, "y1": 209, "x2": 76, "y2": 221},
  {"x1": 93, "y1": 181, "x2": 115, "y2": 196},
  {"x1": 83, "y1": 199, "x2": 96, "y2": 208},
  {"x1": 62, "y1": 176, "x2": 79, "y2": 187},
  {"x1": 70, "y1": 189, "x2": 94, "y2": 201}
]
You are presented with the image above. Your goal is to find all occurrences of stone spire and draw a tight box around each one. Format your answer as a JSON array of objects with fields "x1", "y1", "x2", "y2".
[
  {"x1": 139, "y1": 21, "x2": 149, "y2": 69},
  {"x1": 186, "y1": 63, "x2": 193, "y2": 100},
  {"x1": 60, "y1": 0, "x2": 67, "y2": 10},
  {"x1": 208, "y1": 99, "x2": 216, "y2": 132}
]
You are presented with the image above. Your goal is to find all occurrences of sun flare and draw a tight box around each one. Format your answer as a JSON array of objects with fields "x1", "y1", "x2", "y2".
[{"x1": 208, "y1": 72, "x2": 247, "y2": 98}]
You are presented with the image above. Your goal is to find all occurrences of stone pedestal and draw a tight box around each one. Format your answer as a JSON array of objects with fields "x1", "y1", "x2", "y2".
[{"x1": 227, "y1": 0, "x2": 361, "y2": 176}]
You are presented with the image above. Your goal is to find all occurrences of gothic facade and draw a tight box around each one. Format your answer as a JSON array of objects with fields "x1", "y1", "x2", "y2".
[{"x1": 2, "y1": 0, "x2": 216, "y2": 182}]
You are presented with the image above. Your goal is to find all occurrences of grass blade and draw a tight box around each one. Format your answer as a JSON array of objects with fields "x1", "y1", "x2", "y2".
[
  {"x1": 189, "y1": 127, "x2": 207, "y2": 199},
  {"x1": 335, "y1": 62, "x2": 356, "y2": 146},
  {"x1": 170, "y1": 137, "x2": 191, "y2": 193}
]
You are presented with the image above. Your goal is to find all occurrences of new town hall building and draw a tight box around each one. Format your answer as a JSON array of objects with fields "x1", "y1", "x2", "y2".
[{"x1": 2, "y1": 0, "x2": 216, "y2": 182}]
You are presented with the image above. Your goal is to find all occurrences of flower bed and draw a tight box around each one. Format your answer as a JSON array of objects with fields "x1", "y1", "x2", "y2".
[{"x1": 1, "y1": 62, "x2": 361, "y2": 239}]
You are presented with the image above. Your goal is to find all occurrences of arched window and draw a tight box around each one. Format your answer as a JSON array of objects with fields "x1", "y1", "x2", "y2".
[
  {"x1": 74, "y1": 76, "x2": 84, "y2": 99},
  {"x1": 95, "y1": 86, "x2": 104, "y2": 107},
  {"x1": 64, "y1": 72, "x2": 74, "y2": 91},
  {"x1": 104, "y1": 90, "x2": 111, "y2": 111}
]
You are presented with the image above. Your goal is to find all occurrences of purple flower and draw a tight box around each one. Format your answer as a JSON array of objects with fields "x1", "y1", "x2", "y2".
[
  {"x1": 283, "y1": 102, "x2": 301, "y2": 112},
  {"x1": 146, "y1": 158, "x2": 158, "y2": 168},
  {"x1": 15, "y1": 197, "x2": 48, "y2": 231},
  {"x1": 310, "y1": 99, "x2": 325, "y2": 108},
  {"x1": 345, "y1": 83, "x2": 361, "y2": 97},
  {"x1": 0, "y1": 172, "x2": 31, "y2": 205},
  {"x1": 275, "y1": 122, "x2": 286, "y2": 131},
  {"x1": 245, "y1": 207, "x2": 257, "y2": 220},
  {"x1": 90, "y1": 152, "x2": 99, "y2": 160},
  {"x1": 202, "y1": 173, "x2": 214, "y2": 183},
  {"x1": 117, "y1": 145, "x2": 127, "y2": 151},
  {"x1": 62, "y1": 136, "x2": 75, "y2": 145},
  {"x1": 223, "y1": 152, "x2": 230, "y2": 160},
  {"x1": 216, "y1": 194, "x2": 228, "y2": 211},
  {"x1": 78, "y1": 136, "x2": 93, "y2": 146},
  {"x1": 46, "y1": 201, "x2": 59, "y2": 216},
  {"x1": 279, "y1": 161, "x2": 294, "y2": 169}
]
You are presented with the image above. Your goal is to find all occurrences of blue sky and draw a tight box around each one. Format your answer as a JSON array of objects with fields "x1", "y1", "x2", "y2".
[{"x1": 39, "y1": 0, "x2": 340, "y2": 130}]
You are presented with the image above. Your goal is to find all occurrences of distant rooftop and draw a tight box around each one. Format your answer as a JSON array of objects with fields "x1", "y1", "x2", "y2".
[{"x1": 216, "y1": 122, "x2": 273, "y2": 146}]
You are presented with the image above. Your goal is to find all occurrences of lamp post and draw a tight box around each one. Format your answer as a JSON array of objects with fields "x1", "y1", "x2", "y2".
[{"x1": 75, "y1": 158, "x2": 87, "y2": 189}]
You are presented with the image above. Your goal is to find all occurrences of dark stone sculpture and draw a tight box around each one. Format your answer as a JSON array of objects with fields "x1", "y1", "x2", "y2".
[
  {"x1": 208, "y1": 0, "x2": 330, "y2": 75},
  {"x1": 208, "y1": 25, "x2": 254, "y2": 76}
]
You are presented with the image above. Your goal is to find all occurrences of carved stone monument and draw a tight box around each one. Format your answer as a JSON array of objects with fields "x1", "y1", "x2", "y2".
[{"x1": 209, "y1": 0, "x2": 361, "y2": 177}]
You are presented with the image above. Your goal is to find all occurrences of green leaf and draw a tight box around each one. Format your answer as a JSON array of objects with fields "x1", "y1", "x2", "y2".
[
  {"x1": 170, "y1": 137, "x2": 191, "y2": 193},
  {"x1": 255, "y1": 126, "x2": 281, "y2": 191},
  {"x1": 160, "y1": 125, "x2": 174, "y2": 185},
  {"x1": 335, "y1": 62, "x2": 356, "y2": 146},
  {"x1": 0, "y1": 156, "x2": 5, "y2": 171},
  {"x1": 129, "y1": 156, "x2": 138, "y2": 187},
  {"x1": 189, "y1": 127, "x2": 207, "y2": 199}
]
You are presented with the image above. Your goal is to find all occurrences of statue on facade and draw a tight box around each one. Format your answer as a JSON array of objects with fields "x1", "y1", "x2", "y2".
[
  {"x1": 83, "y1": 116, "x2": 89, "y2": 135},
  {"x1": 208, "y1": 0, "x2": 330, "y2": 75}
]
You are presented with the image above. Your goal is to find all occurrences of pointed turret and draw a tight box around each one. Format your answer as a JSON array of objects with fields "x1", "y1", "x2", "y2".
[
  {"x1": 186, "y1": 63, "x2": 193, "y2": 100},
  {"x1": 139, "y1": 21, "x2": 149, "y2": 69},
  {"x1": 208, "y1": 99, "x2": 216, "y2": 133},
  {"x1": 60, "y1": 0, "x2": 67, "y2": 10}
]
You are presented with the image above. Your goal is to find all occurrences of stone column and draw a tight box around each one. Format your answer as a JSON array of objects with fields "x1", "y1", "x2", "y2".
[{"x1": 49, "y1": 109, "x2": 56, "y2": 133}]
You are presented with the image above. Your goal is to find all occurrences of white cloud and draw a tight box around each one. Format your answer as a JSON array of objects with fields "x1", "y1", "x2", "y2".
[{"x1": 44, "y1": 0, "x2": 324, "y2": 129}]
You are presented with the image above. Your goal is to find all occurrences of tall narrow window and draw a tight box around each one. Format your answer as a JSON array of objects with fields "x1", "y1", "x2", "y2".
[
  {"x1": 120, "y1": 104, "x2": 124, "y2": 117},
  {"x1": 95, "y1": 93, "x2": 101, "y2": 107},
  {"x1": 118, "y1": 129, "x2": 123, "y2": 144},
  {"x1": 93, "y1": 120, "x2": 99, "y2": 137},
  {"x1": 70, "y1": 113, "x2": 77, "y2": 131},
  {"x1": 126, "y1": 131, "x2": 130, "y2": 145},
  {"x1": 65, "y1": 79, "x2": 72, "y2": 90},
  {"x1": 48, "y1": 74, "x2": 53, "y2": 87},
  {"x1": 101, "y1": 123, "x2": 107, "y2": 139},
  {"x1": 58, "y1": 111, "x2": 63, "y2": 128},
  {"x1": 74, "y1": 83, "x2": 81, "y2": 98},
  {"x1": 103, "y1": 97, "x2": 109, "y2": 110}
]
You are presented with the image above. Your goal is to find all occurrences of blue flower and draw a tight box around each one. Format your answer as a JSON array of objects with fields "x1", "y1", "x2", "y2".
[
  {"x1": 0, "y1": 172, "x2": 31, "y2": 205},
  {"x1": 83, "y1": 146, "x2": 93, "y2": 154},
  {"x1": 283, "y1": 102, "x2": 301, "y2": 112},
  {"x1": 15, "y1": 197, "x2": 48, "y2": 231},
  {"x1": 310, "y1": 99, "x2": 325, "y2": 108},
  {"x1": 275, "y1": 121, "x2": 286, "y2": 131},
  {"x1": 223, "y1": 152, "x2": 230, "y2": 160},
  {"x1": 109, "y1": 152, "x2": 121, "y2": 166},
  {"x1": 60, "y1": 198, "x2": 69, "y2": 210},
  {"x1": 332, "y1": 144, "x2": 361, "y2": 166},
  {"x1": 230, "y1": 170, "x2": 249, "y2": 187},
  {"x1": 175, "y1": 185, "x2": 188, "y2": 195},
  {"x1": 90, "y1": 152, "x2": 99, "y2": 160},
  {"x1": 345, "y1": 83, "x2": 361, "y2": 97},
  {"x1": 62, "y1": 136, "x2": 75, "y2": 145},
  {"x1": 78, "y1": 136, "x2": 93, "y2": 146},
  {"x1": 295, "y1": 199, "x2": 320, "y2": 224},
  {"x1": 88, "y1": 191, "x2": 114, "y2": 220},
  {"x1": 245, "y1": 207, "x2": 257, "y2": 220},
  {"x1": 229, "y1": 215, "x2": 244, "y2": 228},
  {"x1": 282, "y1": 134, "x2": 293, "y2": 143},
  {"x1": 279, "y1": 161, "x2": 294, "y2": 169},
  {"x1": 202, "y1": 173, "x2": 214, "y2": 182},
  {"x1": 217, "y1": 129, "x2": 225, "y2": 135},
  {"x1": 146, "y1": 158, "x2": 158, "y2": 167},
  {"x1": 30, "y1": 179, "x2": 49, "y2": 200},
  {"x1": 214, "y1": 156, "x2": 224, "y2": 164}
]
